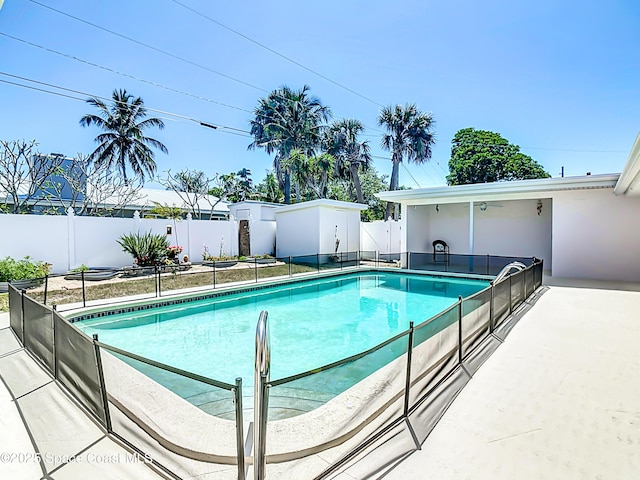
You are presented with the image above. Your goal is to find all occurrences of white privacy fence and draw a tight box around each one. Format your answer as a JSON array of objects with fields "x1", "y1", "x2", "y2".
[
  {"x1": 360, "y1": 220, "x2": 403, "y2": 254},
  {"x1": 1, "y1": 211, "x2": 398, "y2": 274},
  {"x1": 1, "y1": 210, "x2": 247, "y2": 273}
]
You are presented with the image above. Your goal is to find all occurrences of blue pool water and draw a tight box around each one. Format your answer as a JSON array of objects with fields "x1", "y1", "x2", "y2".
[{"x1": 78, "y1": 272, "x2": 488, "y2": 386}]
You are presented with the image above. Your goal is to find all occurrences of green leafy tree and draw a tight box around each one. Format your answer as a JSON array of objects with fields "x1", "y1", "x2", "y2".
[
  {"x1": 256, "y1": 171, "x2": 283, "y2": 203},
  {"x1": 325, "y1": 119, "x2": 372, "y2": 204},
  {"x1": 378, "y1": 104, "x2": 435, "y2": 219},
  {"x1": 80, "y1": 89, "x2": 168, "y2": 183},
  {"x1": 328, "y1": 167, "x2": 388, "y2": 221},
  {"x1": 446, "y1": 128, "x2": 550, "y2": 185},
  {"x1": 249, "y1": 85, "x2": 331, "y2": 204}
]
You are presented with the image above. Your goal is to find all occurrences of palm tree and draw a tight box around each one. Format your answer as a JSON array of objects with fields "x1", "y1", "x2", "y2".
[
  {"x1": 249, "y1": 85, "x2": 331, "y2": 204},
  {"x1": 325, "y1": 119, "x2": 372, "y2": 204},
  {"x1": 378, "y1": 104, "x2": 435, "y2": 219},
  {"x1": 80, "y1": 89, "x2": 168, "y2": 183}
]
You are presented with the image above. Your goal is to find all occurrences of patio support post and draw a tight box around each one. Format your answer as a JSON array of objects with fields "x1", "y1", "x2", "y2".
[{"x1": 403, "y1": 322, "x2": 414, "y2": 417}]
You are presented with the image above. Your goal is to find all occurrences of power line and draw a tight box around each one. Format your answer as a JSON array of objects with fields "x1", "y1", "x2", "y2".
[
  {"x1": 0, "y1": 32, "x2": 253, "y2": 114},
  {"x1": 400, "y1": 162, "x2": 421, "y2": 188},
  {"x1": 27, "y1": 0, "x2": 269, "y2": 93},
  {"x1": 25, "y1": 0, "x2": 389, "y2": 137},
  {"x1": 0, "y1": 71, "x2": 252, "y2": 136},
  {"x1": 168, "y1": 0, "x2": 385, "y2": 108}
]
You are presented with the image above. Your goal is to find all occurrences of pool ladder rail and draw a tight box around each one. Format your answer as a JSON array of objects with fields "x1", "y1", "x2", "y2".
[{"x1": 493, "y1": 261, "x2": 527, "y2": 284}]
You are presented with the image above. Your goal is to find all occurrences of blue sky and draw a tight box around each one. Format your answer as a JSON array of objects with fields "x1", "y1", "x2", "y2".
[{"x1": 1, "y1": 0, "x2": 639, "y2": 189}]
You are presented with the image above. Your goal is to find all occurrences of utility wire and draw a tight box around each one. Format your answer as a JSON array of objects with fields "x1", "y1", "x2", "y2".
[
  {"x1": 169, "y1": 0, "x2": 385, "y2": 108},
  {"x1": 25, "y1": 0, "x2": 389, "y2": 137},
  {"x1": 0, "y1": 32, "x2": 253, "y2": 114},
  {"x1": 0, "y1": 71, "x2": 252, "y2": 136},
  {"x1": 27, "y1": 0, "x2": 269, "y2": 93}
]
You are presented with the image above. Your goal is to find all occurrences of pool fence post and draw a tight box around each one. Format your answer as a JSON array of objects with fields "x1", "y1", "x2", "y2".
[
  {"x1": 233, "y1": 377, "x2": 245, "y2": 480},
  {"x1": 213, "y1": 263, "x2": 217, "y2": 289},
  {"x1": 489, "y1": 282, "x2": 495, "y2": 334},
  {"x1": 508, "y1": 275, "x2": 513, "y2": 315},
  {"x1": 20, "y1": 289, "x2": 25, "y2": 344},
  {"x1": 157, "y1": 266, "x2": 162, "y2": 297},
  {"x1": 317, "y1": 253, "x2": 320, "y2": 273},
  {"x1": 81, "y1": 270, "x2": 86, "y2": 307},
  {"x1": 376, "y1": 250, "x2": 379, "y2": 268},
  {"x1": 407, "y1": 252, "x2": 411, "y2": 270},
  {"x1": 92, "y1": 334, "x2": 112, "y2": 433},
  {"x1": 52, "y1": 305, "x2": 58, "y2": 378},
  {"x1": 403, "y1": 322, "x2": 415, "y2": 417},
  {"x1": 340, "y1": 252, "x2": 343, "y2": 270},
  {"x1": 254, "y1": 258, "x2": 258, "y2": 283},
  {"x1": 486, "y1": 254, "x2": 490, "y2": 275},
  {"x1": 288, "y1": 256, "x2": 292, "y2": 277},
  {"x1": 43, "y1": 275, "x2": 49, "y2": 305},
  {"x1": 458, "y1": 296, "x2": 463, "y2": 364}
]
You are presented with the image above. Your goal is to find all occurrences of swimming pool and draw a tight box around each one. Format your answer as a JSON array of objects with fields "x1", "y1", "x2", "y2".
[{"x1": 77, "y1": 271, "x2": 489, "y2": 415}]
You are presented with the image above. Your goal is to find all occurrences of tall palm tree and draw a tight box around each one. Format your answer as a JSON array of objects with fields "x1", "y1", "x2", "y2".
[
  {"x1": 248, "y1": 85, "x2": 331, "y2": 204},
  {"x1": 80, "y1": 89, "x2": 168, "y2": 183},
  {"x1": 378, "y1": 104, "x2": 435, "y2": 219},
  {"x1": 325, "y1": 119, "x2": 372, "y2": 204}
]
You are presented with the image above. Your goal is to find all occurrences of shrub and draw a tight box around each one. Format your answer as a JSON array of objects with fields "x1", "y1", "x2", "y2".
[
  {"x1": 0, "y1": 256, "x2": 51, "y2": 282},
  {"x1": 117, "y1": 231, "x2": 169, "y2": 267}
]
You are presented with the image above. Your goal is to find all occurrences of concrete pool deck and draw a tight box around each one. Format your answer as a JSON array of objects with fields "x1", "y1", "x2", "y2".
[
  {"x1": 2, "y1": 277, "x2": 640, "y2": 479},
  {"x1": 328, "y1": 279, "x2": 640, "y2": 479}
]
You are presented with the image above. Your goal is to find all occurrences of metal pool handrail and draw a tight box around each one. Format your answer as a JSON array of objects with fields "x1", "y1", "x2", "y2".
[
  {"x1": 493, "y1": 261, "x2": 527, "y2": 284},
  {"x1": 254, "y1": 310, "x2": 270, "y2": 480}
]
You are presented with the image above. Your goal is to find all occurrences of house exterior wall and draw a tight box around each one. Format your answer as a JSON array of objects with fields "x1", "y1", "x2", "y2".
[
  {"x1": 473, "y1": 198, "x2": 552, "y2": 265},
  {"x1": 552, "y1": 189, "x2": 640, "y2": 281},
  {"x1": 425, "y1": 203, "x2": 470, "y2": 254},
  {"x1": 405, "y1": 206, "x2": 430, "y2": 253}
]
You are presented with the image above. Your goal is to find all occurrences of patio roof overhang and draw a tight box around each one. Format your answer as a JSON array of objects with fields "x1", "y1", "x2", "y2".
[
  {"x1": 613, "y1": 132, "x2": 640, "y2": 196},
  {"x1": 375, "y1": 174, "x2": 620, "y2": 206}
]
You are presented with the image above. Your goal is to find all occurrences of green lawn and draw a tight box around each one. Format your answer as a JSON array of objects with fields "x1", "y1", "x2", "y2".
[{"x1": 29, "y1": 263, "x2": 318, "y2": 307}]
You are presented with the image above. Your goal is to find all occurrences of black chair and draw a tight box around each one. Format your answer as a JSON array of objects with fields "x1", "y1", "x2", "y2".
[{"x1": 432, "y1": 240, "x2": 450, "y2": 264}]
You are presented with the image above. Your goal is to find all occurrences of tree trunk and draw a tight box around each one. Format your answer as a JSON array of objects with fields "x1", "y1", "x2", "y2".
[
  {"x1": 350, "y1": 162, "x2": 364, "y2": 204},
  {"x1": 284, "y1": 171, "x2": 291, "y2": 204},
  {"x1": 385, "y1": 158, "x2": 400, "y2": 220}
]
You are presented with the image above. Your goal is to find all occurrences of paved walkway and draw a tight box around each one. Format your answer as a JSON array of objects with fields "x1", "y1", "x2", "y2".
[{"x1": 376, "y1": 284, "x2": 640, "y2": 479}]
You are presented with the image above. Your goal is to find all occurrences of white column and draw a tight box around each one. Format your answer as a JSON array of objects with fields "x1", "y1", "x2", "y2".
[{"x1": 469, "y1": 201, "x2": 474, "y2": 254}]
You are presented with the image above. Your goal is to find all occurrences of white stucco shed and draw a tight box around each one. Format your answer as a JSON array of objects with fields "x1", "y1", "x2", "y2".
[{"x1": 274, "y1": 199, "x2": 367, "y2": 257}]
